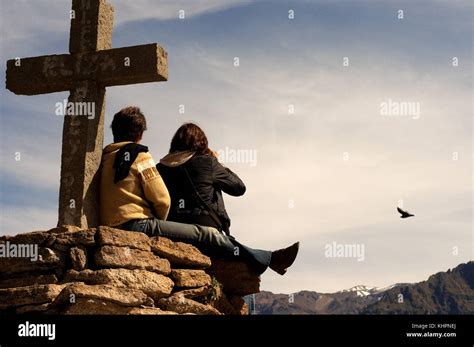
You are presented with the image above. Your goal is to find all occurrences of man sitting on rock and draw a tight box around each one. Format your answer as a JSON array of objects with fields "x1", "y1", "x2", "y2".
[{"x1": 100, "y1": 106, "x2": 299, "y2": 276}]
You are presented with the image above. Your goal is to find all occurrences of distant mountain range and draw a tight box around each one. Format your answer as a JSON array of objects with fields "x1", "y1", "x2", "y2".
[{"x1": 254, "y1": 262, "x2": 474, "y2": 314}]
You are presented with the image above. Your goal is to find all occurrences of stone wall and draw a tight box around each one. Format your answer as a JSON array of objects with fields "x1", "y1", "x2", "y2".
[{"x1": 0, "y1": 226, "x2": 260, "y2": 315}]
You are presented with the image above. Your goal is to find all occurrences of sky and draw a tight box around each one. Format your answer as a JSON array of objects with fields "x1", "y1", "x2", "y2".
[{"x1": 0, "y1": 0, "x2": 472, "y2": 294}]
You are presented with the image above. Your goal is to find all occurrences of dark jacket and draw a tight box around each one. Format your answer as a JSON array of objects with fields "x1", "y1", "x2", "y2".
[{"x1": 157, "y1": 151, "x2": 246, "y2": 234}]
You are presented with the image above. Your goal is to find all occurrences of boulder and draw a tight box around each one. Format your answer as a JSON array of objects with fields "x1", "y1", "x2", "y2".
[
  {"x1": 206, "y1": 281, "x2": 248, "y2": 315},
  {"x1": 47, "y1": 225, "x2": 83, "y2": 234},
  {"x1": 127, "y1": 307, "x2": 177, "y2": 315},
  {"x1": 97, "y1": 226, "x2": 151, "y2": 251},
  {"x1": 52, "y1": 228, "x2": 96, "y2": 251},
  {"x1": 95, "y1": 245, "x2": 171, "y2": 275},
  {"x1": 172, "y1": 286, "x2": 213, "y2": 299},
  {"x1": 0, "y1": 246, "x2": 65, "y2": 274},
  {"x1": 69, "y1": 246, "x2": 88, "y2": 271},
  {"x1": 54, "y1": 283, "x2": 153, "y2": 307},
  {"x1": 62, "y1": 298, "x2": 131, "y2": 315},
  {"x1": 0, "y1": 230, "x2": 51, "y2": 246},
  {"x1": 0, "y1": 283, "x2": 66, "y2": 309},
  {"x1": 0, "y1": 273, "x2": 58, "y2": 289},
  {"x1": 171, "y1": 269, "x2": 211, "y2": 288},
  {"x1": 63, "y1": 268, "x2": 173, "y2": 300},
  {"x1": 16, "y1": 302, "x2": 51, "y2": 314},
  {"x1": 207, "y1": 259, "x2": 260, "y2": 295},
  {"x1": 150, "y1": 236, "x2": 211, "y2": 268},
  {"x1": 62, "y1": 298, "x2": 177, "y2": 315},
  {"x1": 158, "y1": 294, "x2": 221, "y2": 315},
  {"x1": 228, "y1": 295, "x2": 249, "y2": 315}
]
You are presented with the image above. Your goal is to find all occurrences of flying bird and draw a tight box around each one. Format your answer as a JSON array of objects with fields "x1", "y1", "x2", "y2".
[{"x1": 397, "y1": 206, "x2": 414, "y2": 218}]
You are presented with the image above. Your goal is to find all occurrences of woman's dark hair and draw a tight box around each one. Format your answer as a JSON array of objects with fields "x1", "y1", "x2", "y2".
[
  {"x1": 111, "y1": 106, "x2": 147, "y2": 142},
  {"x1": 169, "y1": 123, "x2": 212, "y2": 155}
]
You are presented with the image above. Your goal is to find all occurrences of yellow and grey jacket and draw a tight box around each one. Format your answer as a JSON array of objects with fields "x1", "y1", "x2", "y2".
[{"x1": 99, "y1": 141, "x2": 170, "y2": 226}]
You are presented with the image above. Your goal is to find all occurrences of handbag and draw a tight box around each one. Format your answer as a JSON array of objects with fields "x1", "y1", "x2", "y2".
[{"x1": 181, "y1": 166, "x2": 230, "y2": 235}]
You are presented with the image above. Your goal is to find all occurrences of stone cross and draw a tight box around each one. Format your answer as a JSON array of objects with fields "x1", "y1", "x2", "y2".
[{"x1": 6, "y1": 0, "x2": 168, "y2": 228}]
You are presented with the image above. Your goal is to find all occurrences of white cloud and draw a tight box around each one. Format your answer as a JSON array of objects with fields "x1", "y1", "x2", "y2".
[
  {"x1": 0, "y1": 0, "x2": 252, "y2": 54},
  {"x1": 113, "y1": 0, "x2": 253, "y2": 23}
]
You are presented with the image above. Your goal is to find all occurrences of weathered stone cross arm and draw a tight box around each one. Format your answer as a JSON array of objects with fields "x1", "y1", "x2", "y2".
[{"x1": 6, "y1": 43, "x2": 167, "y2": 95}]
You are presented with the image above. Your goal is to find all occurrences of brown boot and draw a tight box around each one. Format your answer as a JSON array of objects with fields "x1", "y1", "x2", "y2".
[{"x1": 269, "y1": 242, "x2": 300, "y2": 275}]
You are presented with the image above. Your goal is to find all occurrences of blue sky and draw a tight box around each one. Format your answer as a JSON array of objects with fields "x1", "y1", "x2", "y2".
[{"x1": 0, "y1": 0, "x2": 472, "y2": 293}]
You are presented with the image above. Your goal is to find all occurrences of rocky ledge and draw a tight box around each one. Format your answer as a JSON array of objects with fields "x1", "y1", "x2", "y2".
[{"x1": 0, "y1": 226, "x2": 260, "y2": 315}]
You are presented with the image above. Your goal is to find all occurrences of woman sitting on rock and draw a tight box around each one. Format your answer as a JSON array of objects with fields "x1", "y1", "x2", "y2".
[{"x1": 157, "y1": 123, "x2": 299, "y2": 275}]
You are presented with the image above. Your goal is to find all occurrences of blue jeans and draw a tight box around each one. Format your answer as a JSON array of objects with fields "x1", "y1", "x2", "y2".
[{"x1": 120, "y1": 218, "x2": 272, "y2": 275}]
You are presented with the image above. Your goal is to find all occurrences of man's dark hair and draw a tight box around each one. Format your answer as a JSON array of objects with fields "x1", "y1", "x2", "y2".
[{"x1": 111, "y1": 106, "x2": 147, "y2": 142}]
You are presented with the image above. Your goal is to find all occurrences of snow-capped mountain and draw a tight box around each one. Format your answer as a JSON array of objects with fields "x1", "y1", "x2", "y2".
[
  {"x1": 340, "y1": 284, "x2": 399, "y2": 297},
  {"x1": 254, "y1": 284, "x2": 398, "y2": 315},
  {"x1": 253, "y1": 262, "x2": 473, "y2": 314}
]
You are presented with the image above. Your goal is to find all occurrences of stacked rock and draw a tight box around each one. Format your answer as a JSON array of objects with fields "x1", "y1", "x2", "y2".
[{"x1": 0, "y1": 226, "x2": 260, "y2": 315}]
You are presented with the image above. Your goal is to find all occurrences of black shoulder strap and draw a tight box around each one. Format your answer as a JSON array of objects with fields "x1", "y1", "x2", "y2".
[
  {"x1": 181, "y1": 166, "x2": 227, "y2": 233},
  {"x1": 113, "y1": 143, "x2": 149, "y2": 183}
]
